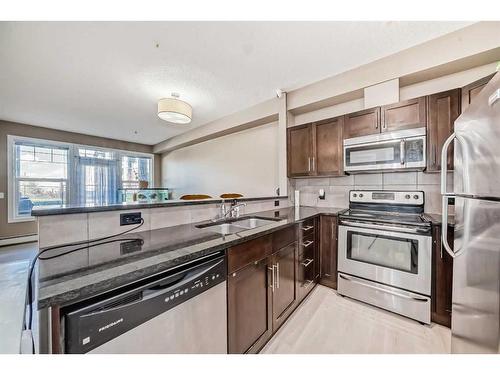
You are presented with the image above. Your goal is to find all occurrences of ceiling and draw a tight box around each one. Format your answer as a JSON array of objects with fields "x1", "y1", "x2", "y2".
[{"x1": 0, "y1": 21, "x2": 472, "y2": 145}]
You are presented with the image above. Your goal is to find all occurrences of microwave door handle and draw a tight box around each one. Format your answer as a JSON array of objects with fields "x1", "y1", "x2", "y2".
[{"x1": 400, "y1": 140, "x2": 405, "y2": 165}]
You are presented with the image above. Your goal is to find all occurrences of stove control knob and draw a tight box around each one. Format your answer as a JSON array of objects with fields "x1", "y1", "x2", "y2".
[
  {"x1": 359, "y1": 193, "x2": 363, "y2": 198},
  {"x1": 353, "y1": 193, "x2": 357, "y2": 198},
  {"x1": 405, "y1": 194, "x2": 410, "y2": 199},
  {"x1": 413, "y1": 195, "x2": 419, "y2": 200}
]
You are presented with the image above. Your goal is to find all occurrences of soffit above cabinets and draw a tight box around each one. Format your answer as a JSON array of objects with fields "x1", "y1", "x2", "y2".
[{"x1": 0, "y1": 21, "x2": 472, "y2": 145}]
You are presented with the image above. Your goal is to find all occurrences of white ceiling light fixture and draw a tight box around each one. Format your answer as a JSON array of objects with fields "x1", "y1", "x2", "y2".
[{"x1": 157, "y1": 93, "x2": 192, "y2": 124}]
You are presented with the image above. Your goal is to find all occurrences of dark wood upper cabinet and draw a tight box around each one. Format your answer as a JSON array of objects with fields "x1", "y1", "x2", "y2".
[
  {"x1": 287, "y1": 118, "x2": 344, "y2": 178},
  {"x1": 315, "y1": 117, "x2": 344, "y2": 176},
  {"x1": 461, "y1": 73, "x2": 495, "y2": 112},
  {"x1": 319, "y1": 215, "x2": 338, "y2": 289},
  {"x1": 287, "y1": 124, "x2": 313, "y2": 177},
  {"x1": 228, "y1": 258, "x2": 273, "y2": 354},
  {"x1": 426, "y1": 89, "x2": 461, "y2": 172},
  {"x1": 271, "y1": 242, "x2": 297, "y2": 331},
  {"x1": 381, "y1": 97, "x2": 427, "y2": 133},
  {"x1": 431, "y1": 225, "x2": 454, "y2": 328},
  {"x1": 343, "y1": 107, "x2": 380, "y2": 138}
]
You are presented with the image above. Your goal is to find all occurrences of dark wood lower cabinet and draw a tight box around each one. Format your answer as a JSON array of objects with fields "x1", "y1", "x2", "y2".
[
  {"x1": 431, "y1": 225, "x2": 454, "y2": 328},
  {"x1": 227, "y1": 223, "x2": 318, "y2": 353},
  {"x1": 271, "y1": 242, "x2": 297, "y2": 331},
  {"x1": 228, "y1": 258, "x2": 273, "y2": 354},
  {"x1": 319, "y1": 215, "x2": 338, "y2": 289}
]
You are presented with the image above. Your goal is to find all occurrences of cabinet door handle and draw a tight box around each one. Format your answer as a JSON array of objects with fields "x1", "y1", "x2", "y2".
[
  {"x1": 301, "y1": 258, "x2": 314, "y2": 267},
  {"x1": 303, "y1": 240, "x2": 314, "y2": 248},
  {"x1": 308, "y1": 157, "x2": 311, "y2": 172},
  {"x1": 268, "y1": 266, "x2": 275, "y2": 293},
  {"x1": 276, "y1": 263, "x2": 280, "y2": 289},
  {"x1": 311, "y1": 157, "x2": 315, "y2": 172}
]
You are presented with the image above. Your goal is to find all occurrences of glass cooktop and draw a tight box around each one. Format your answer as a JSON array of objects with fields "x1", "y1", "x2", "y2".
[{"x1": 340, "y1": 209, "x2": 430, "y2": 227}]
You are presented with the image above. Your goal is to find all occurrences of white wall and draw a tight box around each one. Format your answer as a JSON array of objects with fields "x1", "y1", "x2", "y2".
[{"x1": 161, "y1": 122, "x2": 279, "y2": 199}]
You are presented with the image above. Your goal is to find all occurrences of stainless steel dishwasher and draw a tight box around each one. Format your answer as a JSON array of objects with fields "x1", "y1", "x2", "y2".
[{"x1": 62, "y1": 252, "x2": 227, "y2": 354}]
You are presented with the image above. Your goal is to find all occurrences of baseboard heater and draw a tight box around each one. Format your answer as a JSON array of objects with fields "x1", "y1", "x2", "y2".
[{"x1": 0, "y1": 234, "x2": 38, "y2": 247}]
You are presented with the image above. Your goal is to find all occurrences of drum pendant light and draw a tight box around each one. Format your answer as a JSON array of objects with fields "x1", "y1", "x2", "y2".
[{"x1": 157, "y1": 93, "x2": 192, "y2": 124}]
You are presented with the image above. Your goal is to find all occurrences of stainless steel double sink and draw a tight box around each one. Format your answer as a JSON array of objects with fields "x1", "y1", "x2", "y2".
[{"x1": 195, "y1": 216, "x2": 282, "y2": 235}]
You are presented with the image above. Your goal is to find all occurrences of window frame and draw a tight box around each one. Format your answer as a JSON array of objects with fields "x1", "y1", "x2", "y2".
[{"x1": 7, "y1": 135, "x2": 155, "y2": 223}]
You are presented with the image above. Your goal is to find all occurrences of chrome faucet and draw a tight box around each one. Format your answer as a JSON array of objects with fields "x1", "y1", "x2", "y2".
[
  {"x1": 226, "y1": 202, "x2": 247, "y2": 219},
  {"x1": 213, "y1": 200, "x2": 246, "y2": 222}
]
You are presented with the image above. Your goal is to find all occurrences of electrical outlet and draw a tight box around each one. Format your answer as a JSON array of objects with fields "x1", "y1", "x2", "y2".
[
  {"x1": 274, "y1": 200, "x2": 280, "y2": 207},
  {"x1": 120, "y1": 212, "x2": 142, "y2": 226},
  {"x1": 120, "y1": 239, "x2": 143, "y2": 255},
  {"x1": 0, "y1": 192, "x2": 4, "y2": 199}
]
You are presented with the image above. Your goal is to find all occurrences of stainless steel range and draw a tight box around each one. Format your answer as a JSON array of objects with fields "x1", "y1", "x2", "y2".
[{"x1": 337, "y1": 190, "x2": 432, "y2": 324}]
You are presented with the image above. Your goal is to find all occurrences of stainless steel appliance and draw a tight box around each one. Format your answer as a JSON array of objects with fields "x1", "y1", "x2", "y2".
[
  {"x1": 62, "y1": 252, "x2": 227, "y2": 354},
  {"x1": 343, "y1": 127, "x2": 426, "y2": 173},
  {"x1": 441, "y1": 72, "x2": 500, "y2": 353},
  {"x1": 337, "y1": 190, "x2": 432, "y2": 324}
]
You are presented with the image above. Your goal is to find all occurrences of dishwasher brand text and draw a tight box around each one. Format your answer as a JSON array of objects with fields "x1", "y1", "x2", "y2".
[{"x1": 98, "y1": 318, "x2": 124, "y2": 332}]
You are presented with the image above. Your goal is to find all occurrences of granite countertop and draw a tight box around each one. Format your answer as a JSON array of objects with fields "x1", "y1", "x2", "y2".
[
  {"x1": 422, "y1": 213, "x2": 455, "y2": 227},
  {"x1": 31, "y1": 195, "x2": 288, "y2": 216},
  {"x1": 37, "y1": 206, "x2": 346, "y2": 310}
]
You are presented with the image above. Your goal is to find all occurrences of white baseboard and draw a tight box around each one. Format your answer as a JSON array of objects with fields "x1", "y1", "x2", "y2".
[{"x1": 0, "y1": 235, "x2": 38, "y2": 247}]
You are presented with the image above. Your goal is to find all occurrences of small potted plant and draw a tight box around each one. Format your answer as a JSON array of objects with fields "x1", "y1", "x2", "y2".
[{"x1": 134, "y1": 169, "x2": 149, "y2": 189}]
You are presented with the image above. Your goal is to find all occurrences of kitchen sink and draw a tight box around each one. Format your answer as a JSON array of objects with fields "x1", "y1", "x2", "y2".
[{"x1": 196, "y1": 216, "x2": 281, "y2": 235}]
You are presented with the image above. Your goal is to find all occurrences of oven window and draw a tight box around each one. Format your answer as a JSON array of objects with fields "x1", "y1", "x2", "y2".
[
  {"x1": 345, "y1": 141, "x2": 401, "y2": 167},
  {"x1": 347, "y1": 231, "x2": 418, "y2": 274}
]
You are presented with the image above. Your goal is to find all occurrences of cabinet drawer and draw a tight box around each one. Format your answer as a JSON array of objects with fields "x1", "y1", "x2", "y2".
[
  {"x1": 228, "y1": 235, "x2": 272, "y2": 274},
  {"x1": 300, "y1": 220, "x2": 316, "y2": 235},
  {"x1": 272, "y1": 225, "x2": 297, "y2": 251},
  {"x1": 298, "y1": 246, "x2": 316, "y2": 298},
  {"x1": 299, "y1": 233, "x2": 315, "y2": 255}
]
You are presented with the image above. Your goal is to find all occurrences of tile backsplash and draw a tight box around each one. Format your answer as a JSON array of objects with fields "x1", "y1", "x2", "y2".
[{"x1": 291, "y1": 171, "x2": 451, "y2": 214}]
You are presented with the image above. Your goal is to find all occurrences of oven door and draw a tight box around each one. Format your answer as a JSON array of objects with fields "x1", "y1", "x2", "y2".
[{"x1": 338, "y1": 223, "x2": 431, "y2": 295}]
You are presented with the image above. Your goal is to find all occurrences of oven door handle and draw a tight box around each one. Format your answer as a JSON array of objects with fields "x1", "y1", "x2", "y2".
[
  {"x1": 340, "y1": 220, "x2": 427, "y2": 235},
  {"x1": 338, "y1": 274, "x2": 429, "y2": 302}
]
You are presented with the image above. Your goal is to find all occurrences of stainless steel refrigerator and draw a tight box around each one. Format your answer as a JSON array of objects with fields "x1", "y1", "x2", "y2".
[{"x1": 441, "y1": 71, "x2": 500, "y2": 353}]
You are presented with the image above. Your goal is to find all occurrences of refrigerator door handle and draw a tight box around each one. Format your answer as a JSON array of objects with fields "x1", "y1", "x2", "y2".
[
  {"x1": 441, "y1": 196, "x2": 465, "y2": 259},
  {"x1": 440, "y1": 131, "x2": 468, "y2": 259},
  {"x1": 441, "y1": 132, "x2": 470, "y2": 196},
  {"x1": 441, "y1": 133, "x2": 454, "y2": 195},
  {"x1": 441, "y1": 196, "x2": 456, "y2": 258}
]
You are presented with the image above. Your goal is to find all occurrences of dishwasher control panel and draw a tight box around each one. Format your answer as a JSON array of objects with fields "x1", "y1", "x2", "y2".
[{"x1": 63, "y1": 253, "x2": 227, "y2": 353}]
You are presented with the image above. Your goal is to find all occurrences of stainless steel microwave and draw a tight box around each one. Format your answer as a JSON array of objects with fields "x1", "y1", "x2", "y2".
[{"x1": 343, "y1": 127, "x2": 426, "y2": 173}]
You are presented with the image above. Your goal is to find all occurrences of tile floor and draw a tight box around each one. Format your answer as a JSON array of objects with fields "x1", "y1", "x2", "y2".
[
  {"x1": 0, "y1": 242, "x2": 36, "y2": 353},
  {"x1": 261, "y1": 285, "x2": 451, "y2": 354}
]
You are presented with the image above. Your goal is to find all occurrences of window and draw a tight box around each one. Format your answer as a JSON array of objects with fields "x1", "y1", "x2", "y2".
[
  {"x1": 8, "y1": 136, "x2": 154, "y2": 222},
  {"x1": 121, "y1": 155, "x2": 153, "y2": 189}
]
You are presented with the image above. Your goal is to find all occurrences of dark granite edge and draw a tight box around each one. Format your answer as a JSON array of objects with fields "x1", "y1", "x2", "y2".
[
  {"x1": 421, "y1": 213, "x2": 455, "y2": 227},
  {"x1": 38, "y1": 247, "x2": 227, "y2": 309},
  {"x1": 32, "y1": 195, "x2": 288, "y2": 216},
  {"x1": 37, "y1": 207, "x2": 345, "y2": 309}
]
